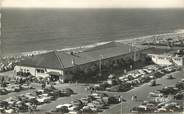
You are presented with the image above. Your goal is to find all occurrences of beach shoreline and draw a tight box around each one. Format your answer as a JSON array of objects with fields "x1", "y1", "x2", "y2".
[{"x1": 2, "y1": 30, "x2": 184, "y2": 58}]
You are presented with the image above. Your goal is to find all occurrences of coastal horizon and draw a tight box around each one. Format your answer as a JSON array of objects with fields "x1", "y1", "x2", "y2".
[{"x1": 2, "y1": 8, "x2": 184, "y2": 55}]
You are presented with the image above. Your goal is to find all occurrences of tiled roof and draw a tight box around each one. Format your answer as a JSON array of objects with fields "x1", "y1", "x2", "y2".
[{"x1": 19, "y1": 51, "x2": 64, "y2": 69}]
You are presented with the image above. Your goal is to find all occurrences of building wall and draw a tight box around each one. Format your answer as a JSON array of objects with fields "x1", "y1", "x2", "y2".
[
  {"x1": 172, "y1": 57, "x2": 183, "y2": 66},
  {"x1": 14, "y1": 66, "x2": 64, "y2": 78},
  {"x1": 14, "y1": 66, "x2": 36, "y2": 76},
  {"x1": 63, "y1": 51, "x2": 141, "y2": 81},
  {"x1": 148, "y1": 54, "x2": 184, "y2": 66}
]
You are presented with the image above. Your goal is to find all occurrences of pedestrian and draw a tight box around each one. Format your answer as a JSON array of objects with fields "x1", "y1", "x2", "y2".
[
  {"x1": 28, "y1": 105, "x2": 33, "y2": 114},
  {"x1": 92, "y1": 87, "x2": 95, "y2": 93},
  {"x1": 134, "y1": 95, "x2": 137, "y2": 101},
  {"x1": 8, "y1": 77, "x2": 11, "y2": 81},
  {"x1": 1, "y1": 76, "x2": 4, "y2": 83},
  {"x1": 90, "y1": 87, "x2": 93, "y2": 94},
  {"x1": 41, "y1": 82, "x2": 46, "y2": 89},
  {"x1": 20, "y1": 78, "x2": 23, "y2": 84},
  {"x1": 118, "y1": 96, "x2": 121, "y2": 102},
  {"x1": 131, "y1": 95, "x2": 134, "y2": 101}
]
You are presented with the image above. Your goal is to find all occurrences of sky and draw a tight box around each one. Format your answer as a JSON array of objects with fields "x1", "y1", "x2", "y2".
[{"x1": 1, "y1": 0, "x2": 184, "y2": 8}]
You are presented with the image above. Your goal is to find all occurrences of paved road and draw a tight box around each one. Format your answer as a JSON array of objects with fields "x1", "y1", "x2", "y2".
[{"x1": 101, "y1": 70, "x2": 184, "y2": 114}]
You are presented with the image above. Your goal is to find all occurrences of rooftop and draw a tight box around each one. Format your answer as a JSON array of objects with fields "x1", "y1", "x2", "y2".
[{"x1": 18, "y1": 42, "x2": 138, "y2": 69}]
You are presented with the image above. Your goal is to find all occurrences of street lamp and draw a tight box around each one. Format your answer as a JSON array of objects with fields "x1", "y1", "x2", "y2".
[
  {"x1": 120, "y1": 96, "x2": 123, "y2": 114},
  {"x1": 99, "y1": 55, "x2": 103, "y2": 77}
]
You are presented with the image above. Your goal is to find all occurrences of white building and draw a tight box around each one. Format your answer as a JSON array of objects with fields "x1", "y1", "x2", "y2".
[{"x1": 148, "y1": 53, "x2": 184, "y2": 66}]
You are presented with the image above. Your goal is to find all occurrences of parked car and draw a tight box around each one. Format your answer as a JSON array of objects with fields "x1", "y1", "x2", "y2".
[
  {"x1": 166, "y1": 75, "x2": 175, "y2": 79},
  {"x1": 36, "y1": 94, "x2": 52, "y2": 104},
  {"x1": 0, "y1": 88, "x2": 8, "y2": 95},
  {"x1": 61, "y1": 88, "x2": 74, "y2": 96},
  {"x1": 106, "y1": 84, "x2": 131, "y2": 92},
  {"x1": 87, "y1": 103, "x2": 103, "y2": 112},
  {"x1": 108, "y1": 96, "x2": 121, "y2": 104},
  {"x1": 35, "y1": 89, "x2": 45, "y2": 95},
  {"x1": 21, "y1": 84, "x2": 33, "y2": 89},
  {"x1": 55, "y1": 106, "x2": 69, "y2": 113},
  {"x1": 71, "y1": 99, "x2": 83, "y2": 108},
  {"x1": 23, "y1": 93, "x2": 36, "y2": 100},
  {"x1": 56, "y1": 103, "x2": 80, "y2": 111},
  {"x1": 149, "y1": 92, "x2": 163, "y2": 97},
  {"x1": 158, "y1": 86, "x2": 179, "y2": 95},
  {"x1": 149, "y1": 80, "x2": 156, "y2": 86},
  {"x1": 80, "y1": 106, "x2": 93, "y2": 113},
  {"x1": 175, "y1": 81, "x2": 184, "y2": 90},
  {"x1": 80, "y1": 97, "x2": 91, "y2": 105},
  {"x1": 93, "y1": 83, "x2": 109, "y2": 91},
  {"x1": 174, "y1": 91, "x2": 184, "y2": 100},
  {"x1": 5, "y1": 84, "x2": 21, "y2": 92},
  {"x1": 130, "y1": 106, "x2": 147, "y2": 113}
]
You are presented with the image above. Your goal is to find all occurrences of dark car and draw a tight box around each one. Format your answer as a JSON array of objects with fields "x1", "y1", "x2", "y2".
[
  {"x1": 175, "y1": 82, "x2": 184, "y2": 90},
  {"x1": 166, "y1": 75, "x2": 175, "y2": 79},
  {"x1": 149, "y1": 80, "x2": 156, "y2": 86},
  {"x1": 54, "y1": 106, "x2": 69, "y2": 113},
  {"x1": 158, "y1": 87, "x2": 179, "y2": 95},
  {"x1": 130, "y1": 106, "x2": 147, "y2": 113},
  {"x1": 174, "y1": 92, "x2": 184, "y2": 100},
  {"x1": 108, "y1": 96, "x2": 120, "y2": 104},
  {"x1": 61, "y1": 88, "x2": 74, "y2": 96}
]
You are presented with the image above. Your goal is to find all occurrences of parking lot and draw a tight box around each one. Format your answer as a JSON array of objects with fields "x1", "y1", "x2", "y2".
[
  {"x1": 101, "y1": 70, "x2": 184, "y2": 114},
  {"x1": 0, "y1": 66, "x2": 184, "y2": 114}
]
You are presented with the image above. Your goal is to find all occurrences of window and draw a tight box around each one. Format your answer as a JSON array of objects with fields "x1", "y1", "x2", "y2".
[
  {"x1": 174, "y1": 58, "x2": 180, "y2": 61},
  {"x1": 36, "y1": 69, "x2": 45, "y2": 73},
  {"x1": 158, "y1": 57, "x2": 164, "y2": 59}
]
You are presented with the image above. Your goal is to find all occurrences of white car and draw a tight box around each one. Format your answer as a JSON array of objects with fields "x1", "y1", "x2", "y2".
[
  {"x1": 5, "y1": 84, "x2": 21, "y2": 92},
  {"x1": 91, "y1": 93, "x2": 102, "y2": 99},
  {"x1": 155, "y1": 107, "x2": 167, "y2": 112},
  {"x1": 5, "y1": 87, "x2": 15, "y2": 92},
  {"x1": 56, "y1": 103, "x2": 78, "y2": 111},
  {"x1": 5, "y1": 109, "x2": 15, "y2": 114},
  {"x1": 5, "y1": 97, "x2": 17, "y2": 105},
  {"x1": 138, "y1": 70, "x2": 146, "y2": 75},
  {"x1": 37, "y1": 94, "x2": 52, "y2": 103},
  {"x1": 143, "y1": 69, "x2": 152, "y2": 74},
  {"x1": 69, "y1": 110, "x2": 80, "y2": 114},
  {"x1": 181, "y1": 78, "x2": 184, "y2": 82},
  {"x1": 21, "y1": 84, "x2": 33, "y2": 89},
  {"x1": 56, "y1": 103, "x2": 72, "y2": 109},
  {"x1": 24, "y1": 93, "x2": 36, "y2": 99},
  {"x1": 149, "y1": 92, "x2": 163, "y2": 97}
]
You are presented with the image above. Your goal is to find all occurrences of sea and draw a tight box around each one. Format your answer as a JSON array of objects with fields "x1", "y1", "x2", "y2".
[{"x1": 1, "y1": 8, "x2": 184, "y2": 55}]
